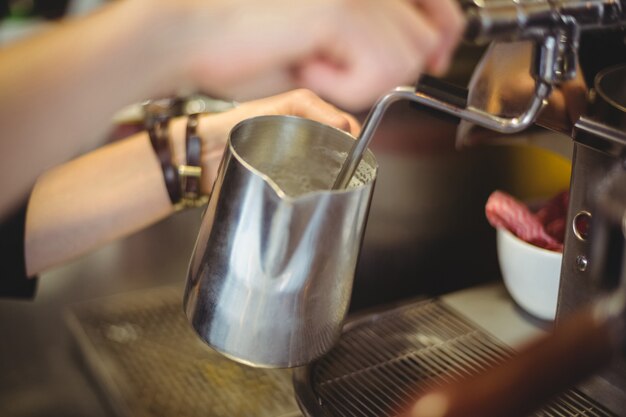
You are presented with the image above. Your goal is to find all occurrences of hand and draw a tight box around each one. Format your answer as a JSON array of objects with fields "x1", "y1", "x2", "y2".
[
  {"x1": 164, "y1": 0, "x2": 465, "y2": 111},
  {"x1": 0, "y1": 0, "x2": 463, "y2": 219},
  {"x1": 169, "y1": 89, "x2": 360, "y2": 194}
]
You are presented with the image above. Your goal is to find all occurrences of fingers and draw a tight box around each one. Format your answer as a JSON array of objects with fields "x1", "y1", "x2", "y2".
[
  {"x1": 409, "y1": 0, "x2": 465, "y2": 75},
  {"x1": 239, "y1": 88, "x2": 361, "y2": 135},
  {"x1": 184, "y1": 0, "x2": 464, "y2": 112},
  {"x1": 279, "y1": 89, "x2": 361, "y2": 136},
  {"x1": 296, "y1": 0, "x2": 444, "y2": 111}
]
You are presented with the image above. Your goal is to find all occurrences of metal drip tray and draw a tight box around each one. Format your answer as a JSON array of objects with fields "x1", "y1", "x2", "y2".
[
  {"x1": 294, "y1": 299, "x2": 614, "y2": 417},
  {"x1": 65, "y1": 286, "x2": 301, "y2": 417}
]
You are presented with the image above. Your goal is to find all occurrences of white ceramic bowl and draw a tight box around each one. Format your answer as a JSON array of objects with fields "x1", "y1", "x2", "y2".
[{"x1": 496, "y1": 228, "x2": 563, "y2": 321}]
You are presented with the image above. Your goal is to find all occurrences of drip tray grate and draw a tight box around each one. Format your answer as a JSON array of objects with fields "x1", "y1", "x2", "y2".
[
  {"x1": 66, "y1": 286, "x2": 300, "y2": 417},
  {"x1": 294, "y1": 299, "x2": 615, "y2": 417}
]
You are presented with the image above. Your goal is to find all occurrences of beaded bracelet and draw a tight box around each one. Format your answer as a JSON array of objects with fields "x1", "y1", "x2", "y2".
[
  {"x1": 178, "y1": 113, "x2": 209, "y2": 208},
  {"x1": 145, "y1": 101, "x2": 182, "y2": 205},
  {"x1": 144, "y1": 99, "x2": 207, "y2": 209}
]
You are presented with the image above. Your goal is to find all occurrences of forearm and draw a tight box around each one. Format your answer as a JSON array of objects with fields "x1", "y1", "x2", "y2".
[
  {"x1": 0, "y1": 0, "x2": 185, "y2": 218},
  {"x1": 24, "y1": 133, "x2": 173, "y2": 276}
]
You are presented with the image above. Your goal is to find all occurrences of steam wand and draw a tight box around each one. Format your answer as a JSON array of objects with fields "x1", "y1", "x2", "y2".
[{"x1": 332, "y1": 81, "x2": 551, "y2": 190}]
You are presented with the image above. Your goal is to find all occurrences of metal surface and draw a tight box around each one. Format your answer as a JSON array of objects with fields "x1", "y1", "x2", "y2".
[
  {"x1": 456, "y1": 41, "x2": 540, "y2": 148},
  {"x1": 556, "y1": 65, "x2": 626, "y2": 414},
  {"x1": 590, "y1": 169, "x2": 626, "y2": 295},
  {"x1": 593, "y1": 64, "x2": 626, "y2": 129},
  {"x1": 465, "y1": 0, "x2": 626, "y2": 45},
  {"x1": 294, "y1": 299, "x2": 615, "y2": 417},
  {"x1": 65, "y1": 286, "x2": 301, "y2": 417},
  {"x1": 184, "y1": 115, "x2": 378, "y2": 368},
  {"x1": 554, "y1": 134, "x2": 626, "y2": 414},
  {"x1": 462, "y1": 0, "x2": 625, "y2": 88}
]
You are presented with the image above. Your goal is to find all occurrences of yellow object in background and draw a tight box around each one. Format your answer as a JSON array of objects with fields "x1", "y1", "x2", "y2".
[{"x1": 505, "y1": 145, "x2": 572, "y2": 202}]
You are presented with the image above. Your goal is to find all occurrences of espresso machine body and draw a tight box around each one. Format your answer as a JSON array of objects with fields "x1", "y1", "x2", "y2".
[
  {"x1": 556, "y1": 64, "x2": 626, "y2": 412},
  {"x1": 436, "y1": 1, "x2": 626, "y2": 412}
]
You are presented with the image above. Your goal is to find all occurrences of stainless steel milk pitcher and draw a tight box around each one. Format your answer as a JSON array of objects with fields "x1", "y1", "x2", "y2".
[{"x1": 183, "y1": 115, "x2": 378, "y2": 368}]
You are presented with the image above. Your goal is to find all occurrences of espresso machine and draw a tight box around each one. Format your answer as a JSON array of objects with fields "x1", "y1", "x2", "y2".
[
  {"x1": 556, "y1": 38, "x2": 626, "y2": 413},
  {"x1": 429, "y1": 0, "x2": 626, "y2": 413},
  {"x1": 461, "y1": 0, "x2": 626, "y2": 412},
  {"x1": 296, "y1": 0, "x2": 626, "y2": 415}
]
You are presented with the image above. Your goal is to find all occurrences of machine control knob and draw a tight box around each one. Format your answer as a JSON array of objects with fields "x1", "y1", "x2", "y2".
[{"x1": 576, "y1": 255, "x2": 589, "y2": 272}]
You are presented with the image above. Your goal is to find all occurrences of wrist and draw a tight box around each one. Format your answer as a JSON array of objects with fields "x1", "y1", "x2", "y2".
[{"x1": 145, "y1": 99, "x2": 213, "y2": 209}]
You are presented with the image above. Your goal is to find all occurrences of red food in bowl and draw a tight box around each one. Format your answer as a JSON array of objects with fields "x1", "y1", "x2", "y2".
[{"x1": 485, "y1": 190, "x2": 568, "y2": 252}]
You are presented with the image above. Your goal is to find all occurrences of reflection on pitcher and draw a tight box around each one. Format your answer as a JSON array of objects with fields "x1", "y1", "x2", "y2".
[{"x1": 183, "y1": 115, "x2": 378, "y2": 368}]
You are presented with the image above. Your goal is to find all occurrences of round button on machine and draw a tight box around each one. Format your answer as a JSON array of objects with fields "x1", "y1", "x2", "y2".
[{"x1": 573, "y1": 211, "x2": 591, "y2": 241}]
